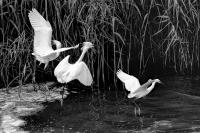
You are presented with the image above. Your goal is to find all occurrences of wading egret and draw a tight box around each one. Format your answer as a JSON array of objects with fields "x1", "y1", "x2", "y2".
[
  {"x1": 54, "y1": 42, "x2": 93, "y2": 86},
  {"x1": 116, "y1": 69, "x2": 162, "y2": 99},
  {"x1": 28, "y1": 8, "x2": 79, "y2": 69}
]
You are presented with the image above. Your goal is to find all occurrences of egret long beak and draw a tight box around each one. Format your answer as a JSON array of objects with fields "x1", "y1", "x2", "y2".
[{"x1": 158, "y1": 80, "x2": 165, "y2": 85}]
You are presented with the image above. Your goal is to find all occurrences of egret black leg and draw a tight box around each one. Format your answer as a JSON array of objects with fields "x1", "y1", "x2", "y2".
[
  {"x1": 60, "y1": 86, "x2": 64, "y2": 107},
  {"x1": 60, "y1": 84, "x2": 68, "y2": 107}
]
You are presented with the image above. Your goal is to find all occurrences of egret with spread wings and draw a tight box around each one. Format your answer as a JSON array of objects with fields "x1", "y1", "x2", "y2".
[
  {"x1": 116, "y1": 69, "x2": 161, "y2": 99},
  {"x1": 28, "y1": 8, "x2": 78, "y2": 68},
  {"x1": 54, "y1": 42, "x2": 93, "y2": 86}
]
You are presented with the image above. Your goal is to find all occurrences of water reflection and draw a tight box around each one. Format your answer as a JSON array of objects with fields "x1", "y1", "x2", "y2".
[{"x1": 22, "y1": 76, "x2": 200, "y2": 132}]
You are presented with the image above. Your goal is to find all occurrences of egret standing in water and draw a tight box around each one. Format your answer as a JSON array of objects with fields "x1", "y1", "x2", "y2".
[
  {"x1": 28, "y1": 8, "x2": 79, "y2": 69},
  {"x1": 54, "y1": 42, "x2": 94, "y2": 106},
  {"x1": 116, "y1": 69, "x2": 162, "y2": 115}
]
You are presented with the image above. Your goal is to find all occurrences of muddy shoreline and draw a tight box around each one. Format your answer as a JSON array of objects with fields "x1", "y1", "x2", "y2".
[{"x1": 0, "y1": 82, "x2": 68, "y2": 132}]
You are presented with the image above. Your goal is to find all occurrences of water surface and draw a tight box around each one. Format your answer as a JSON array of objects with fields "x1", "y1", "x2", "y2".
[{"x1": 22, "y1": 76, "x2": 200, "y2": 132}]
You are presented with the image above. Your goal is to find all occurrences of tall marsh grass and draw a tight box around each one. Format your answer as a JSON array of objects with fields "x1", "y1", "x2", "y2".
[{"x1": 0, "y1": 0, "x2": 200, "y2": 89}]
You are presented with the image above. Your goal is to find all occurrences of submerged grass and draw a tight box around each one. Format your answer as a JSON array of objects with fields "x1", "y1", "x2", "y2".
[{"x1": 0, "y1": 0, "x2": 200, "y2": 89}]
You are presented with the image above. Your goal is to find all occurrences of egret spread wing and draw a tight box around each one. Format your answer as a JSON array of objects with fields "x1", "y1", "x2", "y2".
[
  {"x1": 116, "y1": 69, "x2": 133, "y2": 82},
  {"x1": 28, "y1": 8, "x2": 52, "y2": 49},
  {"x1": 62, "y1": 62, "x2": 93, "y2": 86},
  {"x1": 128, "y1": 81, "x2": 155, "y2": 99},
  {"x1": 116, "y1": 69, "x2": 141, "y2": 92},
  {"x1": 76, "y1": 62, "x2": 93, "y2": 86},
  {"x1": 54, "y1": 55, "x2": 71, "y2": 79}
]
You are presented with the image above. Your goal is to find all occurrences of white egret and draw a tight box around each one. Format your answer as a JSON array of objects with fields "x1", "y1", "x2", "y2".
[
  {"x1": 116, "y1": 69, "x2": 162, "y2": 99},
  {"x1": 28, "y1": 8, "x2": 79, "y2": 68},
  {"x1": 116, "y1": 69, "x2": 162, "y2": 115},
  {"x1": 54, "y1": 42, "x2": 93, "y2": 86},
  {"x1": 54, "y1": 42, "x2": 93, "y2": 106}
]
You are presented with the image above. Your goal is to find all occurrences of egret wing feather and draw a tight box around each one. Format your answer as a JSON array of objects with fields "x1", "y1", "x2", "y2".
[
  {"x1": 61, "y1": 62, "x2": 93, "y2": 86},
  {"x1": 28, "y1": 9, "x2": 51, "y2": 30},
  {"x1": 76, "y1": 62, "x2": 93, "y2": 86},
  {"x1": 28, "y1": 8, "x2": 52, "y2": 49},
  {"x1": 116, "y1": 69, "x2": 133, "y2": 82},
  {"x1": 54, "y1": 55, "x2": 71, "y2": 79},
  {"x1": 116, "y1": 69, "x2": 141, "y2": 92}
]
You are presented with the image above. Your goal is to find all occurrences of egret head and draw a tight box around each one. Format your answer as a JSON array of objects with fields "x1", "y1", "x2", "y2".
[
  {"x1": 81, "y1": 42, "x2": 93, "y2": 51},
  {"x1": 154, "y1": 79, "x2": 162, "y2": 84},
  {"x1": 52, "y1": 40, "x2": 61, "y2": 49}
]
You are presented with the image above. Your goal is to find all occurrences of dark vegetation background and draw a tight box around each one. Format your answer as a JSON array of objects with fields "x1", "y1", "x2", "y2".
[{"x1": 0, "y1": 0, "x2": 200, "y2": 89}]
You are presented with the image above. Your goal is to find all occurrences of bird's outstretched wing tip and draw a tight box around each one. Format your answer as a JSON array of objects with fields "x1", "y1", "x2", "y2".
[
  {"x1": 28, "y1": 8, "x2": 42, "y2": 18},
  {"x1": 28, "y1": 11, "x2": 32, "y2": 16},
  {"x1": 30, "y1": 8, "x2": 37, "y2": 13},
  {"x1": 29, "y1": 8, "x2": 35, "y2": 14},
  {"x1": 116, "y1": 69, "x2": 122, "y2": 74}
]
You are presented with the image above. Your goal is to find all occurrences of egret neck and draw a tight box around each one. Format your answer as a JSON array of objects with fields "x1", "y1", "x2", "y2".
[
  {"x1": 147, "y1": 81, "x2": 157, "y2": 92},
  {"x1": 76, "y1": 48, "x2": 87, "y2": 63}
]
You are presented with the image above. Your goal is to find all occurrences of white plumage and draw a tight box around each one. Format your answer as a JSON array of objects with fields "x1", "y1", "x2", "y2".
[
  {"x1": 116, "y1": 70, "x2": 141, "y2": 93},
  {"x1": 116, "y1": 69, "x2": 161, "y2": 99},
  {"x1": 28, "y1": 8, "x2": 78, "y2": 68},
  {"x1": 54, "y1": 42, "x2": 93, "y2": 86}
]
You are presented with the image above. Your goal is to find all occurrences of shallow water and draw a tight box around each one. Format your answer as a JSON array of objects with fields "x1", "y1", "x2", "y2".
[{"x1": 22, "y1": 76, "x2": 200, "y2": 132}]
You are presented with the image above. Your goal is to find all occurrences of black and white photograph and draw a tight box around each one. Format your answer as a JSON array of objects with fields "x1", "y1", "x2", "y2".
[{"x1": 1, "y1": 0, "x2": 200, "y2": 132}]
